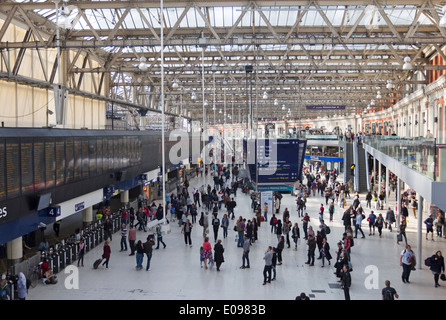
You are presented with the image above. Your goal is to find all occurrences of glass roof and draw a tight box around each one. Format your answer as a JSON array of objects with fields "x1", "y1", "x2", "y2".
[{"x1": 33, "y1": 4, "x2": 434, "y2": 32}]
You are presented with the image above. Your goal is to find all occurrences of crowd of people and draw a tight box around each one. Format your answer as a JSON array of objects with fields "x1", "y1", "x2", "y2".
[{"x1": 10, "y1": 161, "x2": 445, "y2": 301}]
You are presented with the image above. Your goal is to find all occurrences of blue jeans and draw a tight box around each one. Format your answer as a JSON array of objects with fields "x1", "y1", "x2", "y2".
[
  {"x1": 242, "y1": 251, "x2": 250, "y2": 267},
  {"x1": 237, "y1": 232, "x2": 244, "y2": 247},
  {"x1": 121, "y1": 237, "x2": 127, "y2": 251},
  {"x1": 136, "y1": 253, "x2": 144, "y2": 269},
  {"x1": 156, "y1": 237, "x2": 166, "y2": 249},
  {"x1": 145, "y1": 252, "x2": 152, "y2": 270}
]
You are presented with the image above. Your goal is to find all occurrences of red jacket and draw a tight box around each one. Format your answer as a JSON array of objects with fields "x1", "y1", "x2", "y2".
[{"x1": 103, "y1": 245, "x2": 111, "y2": 259}]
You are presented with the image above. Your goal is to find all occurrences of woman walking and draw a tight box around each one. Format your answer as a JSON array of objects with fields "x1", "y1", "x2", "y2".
[
  {"x1": 429, "y1": 251, "x2": 445, "y2": 287},
  {"x1": 102, "y1": 240, "x2": 111, "y2": 268},
  {"x1": 202, "y1": 237, "x2": 213, "y2": 269},
  {"x1": 321, "y1": 237, "x2": 332, "y2": 267},
  {"x1": 214, "y1": 239, "x2": 225, "y2": 271},
  {"x1": 291, "y1": 223, "x2": 300, "y2": 251},
  {"x1": 375, "y1": 213, "x2": 385, "y2": 238}
]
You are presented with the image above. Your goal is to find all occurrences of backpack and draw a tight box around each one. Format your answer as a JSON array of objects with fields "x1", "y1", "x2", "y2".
[
  {"x1": 325, "y1": 226, "x2": 331, "y2": 235},
  {"x1": 199, "y1": 215, "x2": 204, "y2": 226},
  {"x1": 383, "y1": 287, "x2": 394, "y2": 300},
  {"x1": 349, "y1": 236, "x2": 354, "y2": 247},
  {"x1": 425, "y1": 256, "x2": 433, "y2": 267}
]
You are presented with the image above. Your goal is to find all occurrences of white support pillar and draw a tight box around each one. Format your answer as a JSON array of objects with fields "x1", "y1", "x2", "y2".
[
  {"x1": 82, "y1": 206, "x2": 93, "y2": 227},
  {"x1": 416, "y1": 193, "x2": 423, "y2": 269},
  {"x1": 7, "y1": 237, "x2": 23, "y2": 265},
  {"x1": 385, "y1": 167, "x2": 390, "y2": 204},
  {"x1": 378, "y1": 160, "x2": 382, "y2": 193},
  {"x1": 396, "y1": 177, "x2": 401, "y2": 232},
  {"x1": 120, "y1": 190, "x2": 129, "y2": 206}
]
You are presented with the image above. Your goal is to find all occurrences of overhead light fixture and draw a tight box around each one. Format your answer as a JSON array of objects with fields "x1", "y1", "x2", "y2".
[
  {"x1": 386, "y1": 79, "x2": 393, "y2": 90},
  {"x1": 402, "y1": 56, "x2": 412, "y2": 70},
  {"x1": 376, "y1": 91, "x2": 382, "y2": 99},
  {"x1": 219, "y1": 109, "x2": 222, "y2": 114},
  {"x1": 172, "y1": 79, "x2": 179, "y2": 89},
  {"x1": 204, "y1": 100, "x2": 208, "y2": 106},
  {"x1": 282, "y1": 104, "x2": 286, "y2": 110},
  {"x1": 191, "y1": 92, "x2": 197, "y2": 100},
  {"x1": 274, "y1": 99, "x2": 278, "y2": 106},
  {"x1": 263, "y1": 91, "x2": 268, "y2": 99},
  {"x1": 138, "y1": 57, "x2": 148, "y2": 71},
  {"x1": 370, "y1": 99, "x2": 375, "y2": 106}
]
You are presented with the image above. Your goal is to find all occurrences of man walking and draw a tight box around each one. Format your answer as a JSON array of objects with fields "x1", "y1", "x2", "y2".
[
  {"x1": 120, "y1": 223, "x2": 128, "y2": 252},
  {"x1": 305, "y1": 234, "x2": 316, "y2": 266},
  {"x1": 263, "y1": 246, "x2": 273, "y2": 285},
  {"x1": 341, "y1": 264, "x2": 352, "y2": 300},
  {"x1": 240, "y1": 235, "x2": 250, "y2": 269}
]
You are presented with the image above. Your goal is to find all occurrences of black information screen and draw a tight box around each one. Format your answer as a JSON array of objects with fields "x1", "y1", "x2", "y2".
[
  {"x1": 33, "y1": 140, "x2": 45, "y2": 192},
  {"x1": 0, "y1": 132, "x2": 144, "y2": 201},
  {"x1": 6, "y1": 140, "x2": 20, "y2": 198},
  {"x1": 0, "y1": 140, "x2": 5, "y2": 201},
  {"x1": 45, "y1": 139, "x2": 55, "y2": 188},
  {"x1": 20, "y1": 140, "x2": 34, "y2": 194}
]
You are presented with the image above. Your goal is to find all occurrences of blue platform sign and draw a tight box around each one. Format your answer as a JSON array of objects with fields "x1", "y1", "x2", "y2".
[{"x1": 43, "y1": 206, "x2": 61, "y2": 217}]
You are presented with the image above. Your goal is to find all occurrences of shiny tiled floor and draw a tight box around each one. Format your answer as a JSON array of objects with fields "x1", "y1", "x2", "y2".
[{"x1": 27, "y1": 174, "x2": 446, "y2": 300}]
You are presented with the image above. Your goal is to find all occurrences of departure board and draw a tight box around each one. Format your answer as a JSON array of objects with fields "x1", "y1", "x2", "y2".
[
  {"x1": 33, "y1": 141, "x2": 45, "y2": 191},
  {"x1": 96, "y1": 138, "x2": 103, "y2": 175},
  {"x1": 20, "y1": 140, "x2": 34, "y2": 194},
  {"x1": 55, "y1": 138, "x2": 65, "y2": 185},
  {"x1": 88, "y1": 138, "x2": 96, "y2": 176},
  {"x1": 73, "y1": 140, "x2": 81, "y2": 180},
  {"x1": 45, "y1": 139, "x2": 55, "y2": 188},
  {"x1": 0, "y1": 131, "x2": 145, "y2": 201},
  {"x1": 81, "y1": 138, "x2": 89, "y2": 179},
  {"x1": 6, "y1": 141, "x2": 20, "y2": 198},
  {"x1": 65, "y1": 137, "x2": 74, "y2": 183},
  {"x1": 0, "y1": 140, "x2": 5, "y2": 200}
]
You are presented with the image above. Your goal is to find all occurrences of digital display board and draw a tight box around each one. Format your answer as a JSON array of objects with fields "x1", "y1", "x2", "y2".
[
  {"x1": 6, "y1": 141, "x2": 20, "y2": 198},
  {"x1": 55, "y1": 138, "x2": 65, "y2": 185},
  {"x1": 33, "y1": 141, "x2": 45, "y2": 191},
  {"x1": 20, "y1": 140, "x2": 34, "y2": 194},
  {"x1": 247, "y1": 139, "x2": 307, "y2": 187},
  {"x1": 45, "y1": 139, "x2": 55, "y2": 188},
  {"x1": 0, "y1": 133, "x2": 143, "y2": 201},
  {"x1": 0, "y1": 140, "x2": 5, "y2": 201}
]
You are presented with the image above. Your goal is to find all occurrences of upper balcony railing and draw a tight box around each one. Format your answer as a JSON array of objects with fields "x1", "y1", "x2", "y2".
[{"x1": 363, "y1": 135, "x2": 446, "y2": 182}]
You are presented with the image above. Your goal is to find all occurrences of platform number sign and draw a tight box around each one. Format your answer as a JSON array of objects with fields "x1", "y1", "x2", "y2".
[{"x1": 46, "y1": 206, "x2": 61, "y2": 217}]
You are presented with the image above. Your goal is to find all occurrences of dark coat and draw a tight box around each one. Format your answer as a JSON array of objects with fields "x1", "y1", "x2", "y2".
[
  {"x1": 214, "y1": 243, "x2": 224, "y2": 264},
  {"x1": 430, "y1": 254, "x2": 445, "y2": 274}
]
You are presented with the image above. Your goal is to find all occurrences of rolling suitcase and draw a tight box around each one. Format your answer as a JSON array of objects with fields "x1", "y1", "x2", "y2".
[{"x1": 93, "y1": 258, "x2": 103, "y2": 269}]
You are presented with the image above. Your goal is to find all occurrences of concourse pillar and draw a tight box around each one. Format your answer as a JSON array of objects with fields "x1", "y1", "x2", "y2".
[
  {"x1": 6, "y1": 237, "x2": 23, "y2": 267},
  {"x1": 121, "y1": 190, "x2": 129, "y2": 206},
  {"x1": 416, "y1": 193, "x2": 423, "y2": 269},
  {"x1": 385, "y1": 167, "x2": 390, "y2": 204},
  {"x1": 82, "y1": 206, "x2": 93, "y2": 227},
  {"x1": 378, "y1": 160, "x2": 382, "y2": 193},
  {"x1": 396, "y1": 178, "x2": 401, "y2": 232}
]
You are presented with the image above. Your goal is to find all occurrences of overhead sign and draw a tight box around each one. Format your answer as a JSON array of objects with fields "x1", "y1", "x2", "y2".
[{"x1": 306, "y1": 105, "x2": 346, "y2": 110}]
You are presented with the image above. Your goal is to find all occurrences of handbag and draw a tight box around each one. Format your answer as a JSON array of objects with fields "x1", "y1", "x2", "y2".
[{"x1": 441, "y1": 274, "x2": 446, "y2": 281}]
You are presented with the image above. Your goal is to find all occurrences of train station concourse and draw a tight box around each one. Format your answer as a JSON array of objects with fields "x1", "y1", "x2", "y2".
[{"x1": 0, "y1": 0, "x2": 446, "y2": 304}]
